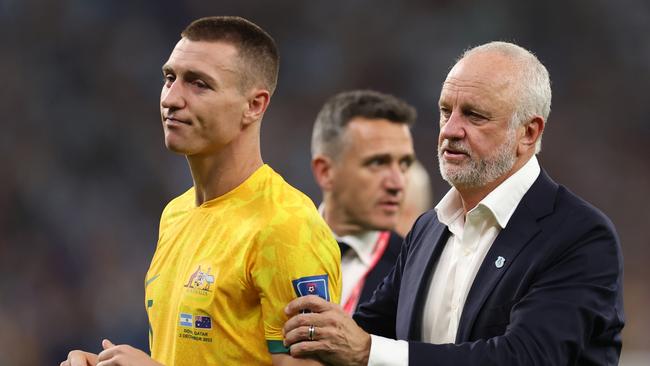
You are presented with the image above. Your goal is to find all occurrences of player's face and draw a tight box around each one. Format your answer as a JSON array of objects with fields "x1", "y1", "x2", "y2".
[
  {"x1": 437, "y1": 51, "x2": 519, "y2": 189},
  {"x1": 330, "y1": 118, "x2": 415, "y2": 231},
  {"x1": 160, "y1": 39, "x2": 248, "y2": 156}
]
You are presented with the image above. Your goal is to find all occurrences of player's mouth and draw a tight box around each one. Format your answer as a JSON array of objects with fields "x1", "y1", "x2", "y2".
[{"x1": 164, "y1": 116, "x2": 192, "y2": 127}]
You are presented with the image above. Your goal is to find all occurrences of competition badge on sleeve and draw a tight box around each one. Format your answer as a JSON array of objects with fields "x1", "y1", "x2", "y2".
[{"x1": 292, "y1": 274, "x2": 330, "y2": 301}]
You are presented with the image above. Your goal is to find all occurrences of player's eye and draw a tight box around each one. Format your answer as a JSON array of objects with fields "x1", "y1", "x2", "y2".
[
  {"x1": 190, "y1": 79, "x2": 210, "y2": 90},
  {"x1": 163, "y1": 74, "x2": 175, "y2": 86}
]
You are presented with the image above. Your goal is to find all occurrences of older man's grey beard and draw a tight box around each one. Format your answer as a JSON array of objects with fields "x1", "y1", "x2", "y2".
[{"x1": 437, "y1": 135, "x2": 517, "y2": 189}]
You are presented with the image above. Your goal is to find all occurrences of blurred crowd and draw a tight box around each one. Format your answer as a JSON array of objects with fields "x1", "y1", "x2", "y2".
[{"x1": 1, "y1": 0, "x2": 648, "y2": 364}]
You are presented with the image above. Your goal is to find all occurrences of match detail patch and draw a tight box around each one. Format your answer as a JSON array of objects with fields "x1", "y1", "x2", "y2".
[{"x1": 292, "y1": 274, "x2": 330, "y2": 301}]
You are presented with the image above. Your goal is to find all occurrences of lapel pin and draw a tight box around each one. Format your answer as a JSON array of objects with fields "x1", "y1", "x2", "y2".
[{"x1": 495, "y1": 256, "x2": 506, "y2": 269}]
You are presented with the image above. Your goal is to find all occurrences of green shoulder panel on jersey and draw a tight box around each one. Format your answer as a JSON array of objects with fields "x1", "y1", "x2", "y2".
[{"x1": 267, "y1": 340, "x2": 290, "y2": 354}]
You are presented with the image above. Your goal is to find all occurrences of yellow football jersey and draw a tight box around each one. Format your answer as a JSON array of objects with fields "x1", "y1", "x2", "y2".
[{"x1": 145, "y1": 165, "x2": 341, "y2": 365}]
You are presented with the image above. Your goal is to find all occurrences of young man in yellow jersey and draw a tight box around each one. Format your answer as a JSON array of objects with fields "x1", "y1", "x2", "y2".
[{"x1": 61, "y1": 16, "x2": 340, "y2": 366}]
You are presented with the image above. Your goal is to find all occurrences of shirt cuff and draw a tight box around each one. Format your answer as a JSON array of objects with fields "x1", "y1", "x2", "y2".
[{"x1": 368, "y1": 334, "x2": 408, "y2": 366}]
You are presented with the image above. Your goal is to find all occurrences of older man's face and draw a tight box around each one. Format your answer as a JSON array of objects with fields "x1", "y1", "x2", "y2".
[{"x1": 437, "y1": 51, "x2": 520, "y2": 189}]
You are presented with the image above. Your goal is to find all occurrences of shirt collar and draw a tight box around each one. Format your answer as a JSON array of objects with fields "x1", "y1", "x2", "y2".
[
  {"x1": 337, "y1": 231, "x2": 381, "y2": 265},
  {"x1": 435, "y1": 155, "x2": 541, "y2": 229},
  {"x1": 481, "y1": 155, "x2": 540, "y2": 228},
  {"x1": 435, "y1": 188, "x2": 465, "y2": 227}
]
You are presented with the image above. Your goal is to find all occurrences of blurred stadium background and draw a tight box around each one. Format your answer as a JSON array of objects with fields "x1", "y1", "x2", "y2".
[{"x1": 1, "y1": 0, "x2": 648, "y2": 364}]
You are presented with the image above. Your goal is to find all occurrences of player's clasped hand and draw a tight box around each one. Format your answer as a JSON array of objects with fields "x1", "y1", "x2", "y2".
[
  {"x1": 60, "y1": 348, "x2": 98, "y2": 366},
  {"x1": 60, "y1": 339, "x2": 164, "y2": 366}
]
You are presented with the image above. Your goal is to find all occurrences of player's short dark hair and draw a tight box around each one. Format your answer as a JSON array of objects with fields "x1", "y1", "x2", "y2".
[
  {"x1": 311, "y1": 90, "x2": 417, "y2": 158},
  {"x1": 182, "y1": 16, "x2": 279, "y2": 95}
]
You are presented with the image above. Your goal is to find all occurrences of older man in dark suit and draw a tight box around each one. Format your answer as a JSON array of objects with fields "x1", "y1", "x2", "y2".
[{"x1": 283, "y1": 41, "x2": 624, "y2": 366}]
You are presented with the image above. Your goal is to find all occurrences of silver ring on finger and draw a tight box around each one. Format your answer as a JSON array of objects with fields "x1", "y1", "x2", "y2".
[{"x1": 308, "y1": 324, "x2": 315, "y2": 341}]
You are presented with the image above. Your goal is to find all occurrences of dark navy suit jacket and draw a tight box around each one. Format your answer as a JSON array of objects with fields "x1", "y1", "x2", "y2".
[{"x1": 354, "y1": 170, "x2": 624, "y2": 365}]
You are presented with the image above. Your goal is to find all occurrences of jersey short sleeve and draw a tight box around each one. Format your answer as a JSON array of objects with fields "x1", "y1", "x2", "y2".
[{"x1": 251, "y1": 203, "x2": 341, "y2": 354}]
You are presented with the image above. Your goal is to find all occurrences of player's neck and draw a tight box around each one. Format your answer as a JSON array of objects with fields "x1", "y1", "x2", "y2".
[{"x1": 187, "y1": 144, "x2": 263, "y2": 206}]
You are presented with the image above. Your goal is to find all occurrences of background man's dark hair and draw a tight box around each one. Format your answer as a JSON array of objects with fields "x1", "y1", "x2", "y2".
[
  {"x1": 182, "y1": 16, "x2": 280, "y2": 95},
  {"x1": 312, "y1": 90, "x2": 417, "y2": 158}
]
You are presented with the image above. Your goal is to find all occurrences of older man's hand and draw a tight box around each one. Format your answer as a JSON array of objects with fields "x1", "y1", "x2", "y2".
[{"x1": 283, "y1": 295, "x2": 371, "y2": 366}]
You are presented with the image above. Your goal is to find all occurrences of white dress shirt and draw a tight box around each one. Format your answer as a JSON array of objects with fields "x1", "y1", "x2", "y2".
[
  {"x1": 337, "y1": 230, "x2": 381, "y2": 306},
  {"x1": 368, "y1": 156, "x2": 540, "y2": 365},
  {"x1": 317, "y1": 204, "x2": 382, "y2": 309}
]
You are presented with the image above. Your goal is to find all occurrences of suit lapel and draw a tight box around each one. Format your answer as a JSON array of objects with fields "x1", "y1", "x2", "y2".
[
  {"x1": 398, "y1": 221, "x2": 449, "y2": 340},
  {"x1": 455, "y1": 206, "x2": 539, "y2": 342},
  {"x1": 455, "y1": 170, "x2": 557, "y2": 342}
]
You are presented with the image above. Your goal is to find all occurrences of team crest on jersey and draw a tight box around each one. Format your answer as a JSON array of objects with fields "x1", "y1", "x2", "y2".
[
  {"x1": 292, "y1": 274, "x2": 330, "y2": 301},
  {"x1": 184, "y1": 265, "x2": 215, "y2": 294}
]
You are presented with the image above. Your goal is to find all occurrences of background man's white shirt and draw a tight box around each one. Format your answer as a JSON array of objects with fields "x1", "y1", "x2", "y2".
[
  {"x1": 338, "y1": 230, "x2": 381, "y2": 305},
  {"x1": 318, "y1": 204, "x2": 382, "y2": 310}
]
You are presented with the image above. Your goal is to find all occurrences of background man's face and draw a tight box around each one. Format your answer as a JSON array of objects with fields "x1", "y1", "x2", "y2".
[{"x1": 329, "y1": 117, "x2": 415, "y2": 231}]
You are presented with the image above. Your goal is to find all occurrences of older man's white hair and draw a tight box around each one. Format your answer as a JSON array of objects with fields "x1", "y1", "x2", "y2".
[{"x1": 461, "y1": 41, "x2": 552, "y2": 153}]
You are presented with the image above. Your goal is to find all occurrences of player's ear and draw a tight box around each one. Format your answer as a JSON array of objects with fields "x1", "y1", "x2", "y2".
[
  {"x1": 242, "y1": 88, "x2": 270, "y2": 126},
  {"x1": 312, "y1": 155, "x2": 335, "y2": 191}
]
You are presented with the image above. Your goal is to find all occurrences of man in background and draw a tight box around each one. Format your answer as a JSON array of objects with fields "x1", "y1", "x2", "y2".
[
  {"x1": 62, "y1": 16, "x2": 339, "y2": 366},
  {"x1": 310, "y1": 90, "x2": 416, "y2": 314}
]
